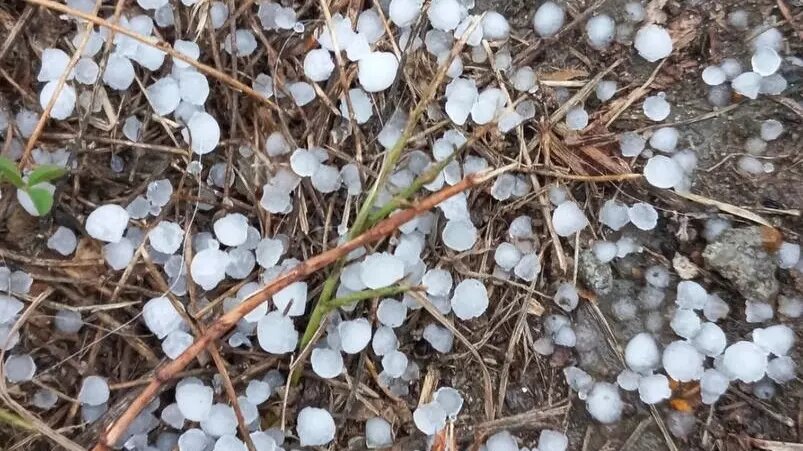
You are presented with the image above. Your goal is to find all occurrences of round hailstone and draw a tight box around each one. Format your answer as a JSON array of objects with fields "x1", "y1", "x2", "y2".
[
  {"x1": 286, "y1": 81, "x2": 315, "y2": 106},
  {"x1": 423, "y1": 323, "x2": 453, "y2": 353},
  {"x1": 143, "y1": 296, "x2": 184, "y2": 339},
  {"x1": 565, "y1": 106, "x2": 589, "y2": 130},
  {"x1": 339, "y1": 88, "x2": 374, "y2": 124},
  {"x1": 481, "y1": 11, "x2": 510, "y2": 41},
  {"x1": 585, "y1": 382, "x2": 622, "y2": 423},
  {"x1": 39, "y1": 81, "x2": 76, "y2": 120},
  {"x1": 5, "y1": 354, "x2": 36, "y2": 383},
  {"x1": 442, "y1": 219, "x2": 478, "y2": 251},
  {"x1": 628, "y1": 203, "x2": 658, "y2": 230},
  {"x1": 649, "y1": 127, "x2": 679, "y2": 153},
  {"x1": 552, "y1": 201, "x2": 588, "y2": 237},
  {"x1": 257, "y1": 311, "x2": 298, "y2": 354},
  {"x1": 513, "y1": 253, "x2": 540, "y2": 282},
  {"x1": 223, "y1": 29, "x2": 258, "y2": 56},
  {"x1": 596, "y1": 80, "x2": 617, "y2": 102},
  {"x1": 662, "y1": 340, "x2": 704, "y2": 382},
  {"x1": 644, "y1": 155, "x2": 683, "y2": 188},
  {"x1": 149, "y1": 221, "x2": 184, "y2": 254},
  {"x1": 422, "y1": 269, "x2": 453, "y2": 297},
  {"x1": 537, "y1": 430, "x2": 568, "y2": 451},
  {"x1": 382, "y1": 350, "x2": 408, "y2": 377},
  {"x1": 485, "y1": 431, "x2": 517, "y2": 450},
  {"x1": 413, "y1": 402, "x2": 447, "y2": 435},
  {"x1": 38, "y1": 48, "x2": 70, "y2": 82},
  {"x1": 311, "y1": 347, "x2": 344, "y2": 378},
  {"x1": 722, "y1": 341, "x2": 767, "y2": 382},
  {"x1": 731, "y1": 72, "x2": 762, "y2": 99},
  {"x1": 670, "y1": 309, "x2": 701, "y2": 339},
  {"x1": 752, "y1": 46, "x2": 781, "y2": 76},
  {"x1": 365, "y1": 417, "x2": 393, "y2": 449},
  {"x1": 752, "y1": 324, "x2": 794, "y2": 356},
  {"x1": 74, "y1": 58, "x2": 99, "y2": 85},
  {"x1": 303, "y1": 48, "x2": 335, "y2": 82},
  {"x1": 554, "y1": 283, "x2": 579, "y2": 312},
  {"x1": 310, "y1": 164, "x2": 340, "y2": 193},
  {"x1": 54, "y1": 309, "x2": 83, "y2": 333},
  {"x1": 338, "y1": 318, "x2": 372, "y2": 354},
  {"x1": 360, "y1": 253, "x2": 404, "y2": 289},
  {"x1": 187, "y1": 112, "x2": 220, "y2": 155},
  {"x1": 272, "y1": 281, "x2": 307, "y2": 317},
  {"x1": 702, "y1": 65, "x2": 726, "y2": 86},
  {"x1": 175, "y1": 380, "x2": 213, "y2": 422},
  {"x1": 389, "y1": 0, "x2": 422, "y2": 27},
  {"x1": 766, "y1": 356, "x2": 795, "y2": 384},
  {"x1": 163, "y1": 330, "x2": 193, "y2": 359},
  {"x1": 427, "y1": 0, "x2": 461, "y2": 31},
  {"x1": 358, "y1": 52, "x2": 398, "y2": 92},
  {"x1": 213, "y1": 213, "x2": 249, "y2": 247},
  {"x1": 146, "y1": 77, "x2": 180, "y2": 116},
  {"x1": 700, "y1": 368, "x2": 729, "y2": 404},
  {"x1": 592, "y1": 241, "x2": 617, "y2": 263},
  {"x1": 532, "y1": 1, "x2": 565, "y2": 37},
  {"x1": 643, "y1": 94, "x2": 670, "y2": 121},
  {"x1": 372, "y1": 326, "x2": 399, "y2": 356},
  {"x1": 617, "y1": 369, "x2": 640, "y2": 391},
  {"x1": 634, "y1": 24, "x2": 672, "y2": 62},
  {"x1": 692, "y1": 322, "x2": 726, "y2": 357},
  {"x1": 47, "y1": 226, "x2": 78, "y2": 256},
  {"x1": 676, "y1": 280, "x2": 707, "y2": 309},
  {"x1": 599, "y1": 199, "x2": 630, "y2": 230},
  {"x1": 297, "y1": 407, "x2": 335, "y2": 446},
  {"x1": 191, "y1": 248, "x2": 229, "y2": 290},
  {"x1": 510, "y1": 66, "x2": 536, "y2": 92},
  {"x1": 173, "y1": 40, "x2": 200, "y2": 69},
  {"x1": 377, "y1": 299, "x2": 407, "y2": 328},
  {"x1": 450, "y1": 278, "x2": 488, "y2": 320},
  {"x1": 289, "y1": 148, "x2": 320, "y2": 177},
  {"x1": 86, "y1": 204, "x2": 129, "y2": 243},
  {"x1": 760, "y1": 119, "x2": 783, "y2": 141},
  {"x1": 778, "y1": 242, "x2": 800, "y2": 269},
  {"x1": 638, "y1": 374, "x2": 671, "y2": 404},
  {"x1": 78, "y1": 375, "x2": 109, "y2": 406},
  {"x1": 625, "y1": 332, "x2": 660, "y2": 374},
  {"x1": 586, "y1": 14, "x2": 615, "y2": 49},
  {"x1": 103, "y1": 54, "x2": 135, "y2": 90},
  {"x1": 178, "y1": 71, "x2": 209, "y2": 106},
  {"x1": 494, "y1": 242, "x2": 522, "y2": 270},
  {"x1": 103, "y1": 239, "x2": 134, "y2": 270}
]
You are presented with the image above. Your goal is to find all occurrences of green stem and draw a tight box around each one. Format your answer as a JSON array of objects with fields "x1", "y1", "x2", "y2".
[
  {"x1": 0, "y1": 407, "x2": 35, "y2": 431},
  {"x1": 291, "y1": 284, "x2": 413, "y2": 385},
  {"x1": 292, "y1": 26, "x2": 477, "y2": 386},
  {"x1": 327, "y1": 284, "x2": 412, "y2": 309}
]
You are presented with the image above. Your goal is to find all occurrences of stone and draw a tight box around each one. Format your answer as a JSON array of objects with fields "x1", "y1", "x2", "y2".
[{"x1": 702, "y1": 226, "x2": 779, "y2": 302}]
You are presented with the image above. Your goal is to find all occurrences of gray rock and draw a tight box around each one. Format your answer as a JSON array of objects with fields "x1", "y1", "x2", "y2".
[
  {"x1": 578, "y1": 249, "x2": 613, "y2": 295},
  {"x1": 702, "y1": 226, "x2": 779, "y2": 302}
]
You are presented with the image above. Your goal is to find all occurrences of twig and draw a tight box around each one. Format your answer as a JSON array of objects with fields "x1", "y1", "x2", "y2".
[
  {"x1": 672, "y1": 191, "x2": 773, "y2": 227},
  {"x1": 94, "y1": 169, "x2": 502, "y2": 450}
]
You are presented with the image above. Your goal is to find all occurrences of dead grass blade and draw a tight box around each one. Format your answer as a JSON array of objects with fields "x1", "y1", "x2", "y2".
[
  {"x1": 672, "y1": 191, "x2": 773, "y2": 227},
  {"x1": 408, "y1": 291, "x2": 494, "y2": 421}
]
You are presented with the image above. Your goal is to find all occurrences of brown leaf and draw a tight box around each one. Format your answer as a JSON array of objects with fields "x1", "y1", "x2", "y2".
[{"x1": 538, "y1": 68, "x2": 589, "y2": 81}]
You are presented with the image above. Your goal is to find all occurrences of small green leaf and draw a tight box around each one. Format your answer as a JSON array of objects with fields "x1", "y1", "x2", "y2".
[
  {"x1": 0, "y1": 156, "x2": 24, "y2": 189},
  {"x1": 26, "y1": 186, "x2": 54, "y2": 216},
  {"x1": 26, "y1": 164, "x2": 68, "y2": 187}
]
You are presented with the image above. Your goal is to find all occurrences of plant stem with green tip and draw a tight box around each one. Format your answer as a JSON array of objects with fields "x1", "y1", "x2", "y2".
[{"x1": 291, "y1": 19, "x2": 482, "y2": 386}]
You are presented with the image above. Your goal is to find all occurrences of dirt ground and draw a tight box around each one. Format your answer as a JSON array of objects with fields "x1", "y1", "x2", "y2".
[{"x1": 0, "y1": 0, "x2": 801, "y2": 450}]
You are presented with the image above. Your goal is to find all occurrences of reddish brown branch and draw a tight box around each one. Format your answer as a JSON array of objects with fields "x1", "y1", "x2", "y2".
[{"x1": 94, "y1": 171, "x2": 495, "y2": 450}]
